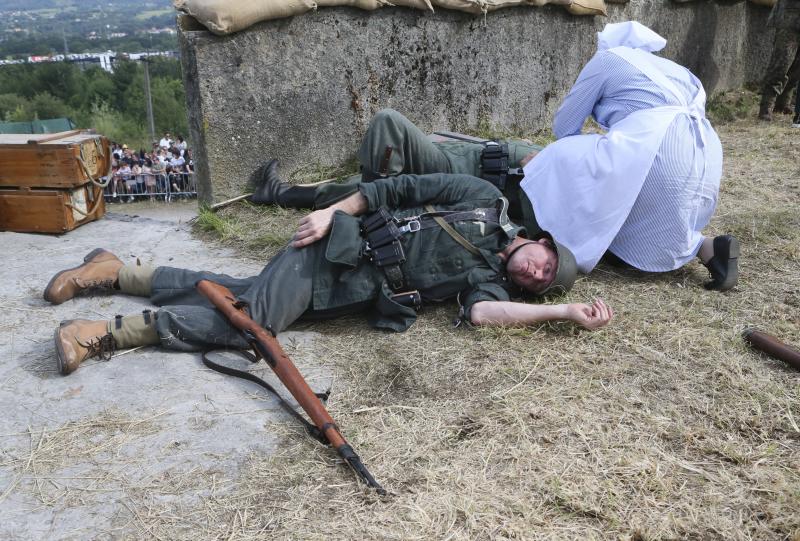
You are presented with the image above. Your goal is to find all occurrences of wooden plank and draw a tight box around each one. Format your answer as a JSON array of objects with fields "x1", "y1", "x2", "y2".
[{"x1": 25, "y1": 130, "x2": 84, "y2": 144}]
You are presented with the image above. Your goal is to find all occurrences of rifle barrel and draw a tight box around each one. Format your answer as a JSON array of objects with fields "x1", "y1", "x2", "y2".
[{"x1": 743, "y1": 329, "x2": 800, "y2": 371}]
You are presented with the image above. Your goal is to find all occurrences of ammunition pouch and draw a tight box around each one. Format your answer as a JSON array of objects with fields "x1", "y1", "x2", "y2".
[
  {"x1": 361, "y1": 207, "x2": 416, "y2": 304},
  {"x1": 480, "y1": 142, "x2": 510, "y2": 190}
]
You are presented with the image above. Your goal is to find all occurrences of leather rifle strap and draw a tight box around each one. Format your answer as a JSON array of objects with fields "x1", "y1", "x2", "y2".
[
  {"x1": 201, "y1": 348, "x2": 330, "y2": 444},
  {"x1": 424, "y1": 204, "x2": 481, "y2": 257}
]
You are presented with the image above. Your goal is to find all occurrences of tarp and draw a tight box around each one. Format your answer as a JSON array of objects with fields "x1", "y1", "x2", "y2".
[{"x1": 0, "y1": 118, "x2": 77, "y2": 135}]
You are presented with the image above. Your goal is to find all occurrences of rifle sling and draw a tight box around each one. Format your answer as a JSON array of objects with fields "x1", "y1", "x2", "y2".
[
  {"x1": 424, "y1": 204, "x2": 481, "y2": 256},
  {"x1": 201, "y1": 348, "x2": 330, "y2": 445}
]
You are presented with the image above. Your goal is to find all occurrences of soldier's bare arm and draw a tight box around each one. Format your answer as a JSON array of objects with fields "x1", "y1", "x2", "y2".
[{"x1": 470, "y1": 298, "x2": 613, "y2": 330}]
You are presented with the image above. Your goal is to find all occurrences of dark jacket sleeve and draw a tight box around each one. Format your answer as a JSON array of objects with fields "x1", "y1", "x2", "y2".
[{"x1": 357, "y1": 173, "x2": 500, "y2": 211}]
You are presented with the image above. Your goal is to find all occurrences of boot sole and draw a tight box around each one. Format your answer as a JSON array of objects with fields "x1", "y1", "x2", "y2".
[
  {"x1": 43, "y1": 248, "x2": 109, "y2": 304},
  {"x1": 54, "y1": 321, "x2": 74, "y2": 376}
]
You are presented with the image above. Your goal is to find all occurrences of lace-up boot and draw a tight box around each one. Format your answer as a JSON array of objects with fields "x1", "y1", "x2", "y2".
[
  {"x1": 54, "y1": 311, "x2": 160, "y2": 375},
  {"x1": 44, "y1": 248, "x2": 123, "y2": 305},
  {"x1": 55, "y1": 320, "x2": 117, "y2": 375}
]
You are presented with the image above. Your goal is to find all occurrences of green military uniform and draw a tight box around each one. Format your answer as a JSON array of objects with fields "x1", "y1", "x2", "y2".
[
  {"x1": 760, "y1": 0, "x2": 800, "y2": 112},
  {"x1": 313, "y1": 109, "x2": 544, "y2": 235},
  {"x1": 146, "y1": 174, "x2": 526, "y2": 351}
]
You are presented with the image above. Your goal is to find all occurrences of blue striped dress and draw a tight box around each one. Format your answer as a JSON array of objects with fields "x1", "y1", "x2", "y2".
[{"x1": 551, "y1": 50, "x2": 723, "y2": 272}]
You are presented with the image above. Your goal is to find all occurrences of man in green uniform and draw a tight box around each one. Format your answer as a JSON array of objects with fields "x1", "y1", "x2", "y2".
[
  {"x1": 46, "y1": 174, "x2": 613, "y2": 376},
  {"x1": 251, "y1": 109, "x2": 543, "y2": 234},
  {"x1": 759, "y1": 0, "x2": 800, "y2": 121}
]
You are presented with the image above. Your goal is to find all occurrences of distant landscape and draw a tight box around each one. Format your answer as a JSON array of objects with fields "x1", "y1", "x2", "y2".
[
  {"x1": 0, "y1": 0, "x2": 186, "y2": 148},
  {"x1": 0, "y1": 0, "x2": 176, "y2": 58}
]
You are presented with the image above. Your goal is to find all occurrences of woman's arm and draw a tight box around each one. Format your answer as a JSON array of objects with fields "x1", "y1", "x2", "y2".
[
  {"x1": 470, "y1": 298, "x2": 613, "y2": 330},
  {"x1": 552, "y1": 53, "x2": 609, "y2": 139}
]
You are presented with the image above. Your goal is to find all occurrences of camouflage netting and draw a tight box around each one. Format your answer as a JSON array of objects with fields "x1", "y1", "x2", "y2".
[{"x1": 174, "y1": 0, "x2": 614, "y2": 35}]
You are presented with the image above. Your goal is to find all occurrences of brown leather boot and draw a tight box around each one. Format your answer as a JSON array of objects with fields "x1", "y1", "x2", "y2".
[
  {"x1": 44, "y1": 248, "x2": 123, "y2": 305},
  {"x1": 54, "y1": 319, "x2": 116, "y2": 375}
]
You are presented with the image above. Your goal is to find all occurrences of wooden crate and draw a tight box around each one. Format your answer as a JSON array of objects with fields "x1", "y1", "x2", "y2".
[
  {"x1": 0, "y1": 183, "x2": 106, "y2": 234},
  {"x1": 0, "y1": 131, "x2": 112, "y2": 189}
]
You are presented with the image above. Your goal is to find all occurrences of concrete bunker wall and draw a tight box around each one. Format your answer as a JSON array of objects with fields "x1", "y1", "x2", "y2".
[{"x1": 178, "y1": 1, "x2": 773, "y2": 203}]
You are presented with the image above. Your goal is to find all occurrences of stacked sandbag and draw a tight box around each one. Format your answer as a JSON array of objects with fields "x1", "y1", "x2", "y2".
[
  {"x1": 175, "y1": 0, "x2": 607, "y2": 36},
  {"x1": 428, "y1": 0, "x2": 605, "y2": 16}
]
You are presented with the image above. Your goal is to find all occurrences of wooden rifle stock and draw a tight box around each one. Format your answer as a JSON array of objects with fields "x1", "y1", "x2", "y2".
[
  {"x1": 196, "y1": 279, "x2": 385, "y2": 494},
  {"x1": 743, "y1": 329, "x2": 800, "y2": 371}
]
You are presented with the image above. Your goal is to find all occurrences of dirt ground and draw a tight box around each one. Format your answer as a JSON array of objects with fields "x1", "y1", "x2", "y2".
[{"x1": 1, "y1": 108, "x2": 799, "y2": 540}]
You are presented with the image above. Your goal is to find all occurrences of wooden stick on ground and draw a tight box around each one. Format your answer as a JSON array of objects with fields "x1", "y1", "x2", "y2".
[{"x1": 207, "y1": 176, "x2": 341, "y2": 212}]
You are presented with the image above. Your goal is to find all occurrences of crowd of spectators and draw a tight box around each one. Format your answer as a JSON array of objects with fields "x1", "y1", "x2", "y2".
[{"x1": 106, "y1": 132, "x2": 195, "y2": 203}]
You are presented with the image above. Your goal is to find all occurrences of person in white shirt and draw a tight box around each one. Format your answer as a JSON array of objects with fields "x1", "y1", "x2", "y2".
[
  {"x1": 159, "y1": 132, "x2": 172, "y2": 150},
  {"x1": 521, "y1": 21, "x2": 738, "y2": 291}
]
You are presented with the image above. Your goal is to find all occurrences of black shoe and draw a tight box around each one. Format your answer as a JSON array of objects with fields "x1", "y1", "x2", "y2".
[
  {"x1": 773, "y1": 104, "x2": 793, "y2": 115},
  {"x1": 249, "y1": 159, "x2": 287, "y2": 205},
  {"x1": 703, "y1": 235, "x2": 739, "y2": 291}
]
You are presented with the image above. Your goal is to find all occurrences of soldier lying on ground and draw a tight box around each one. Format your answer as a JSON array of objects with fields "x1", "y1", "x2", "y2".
[{"x1": 46, "y1": 174, "x2": 613, "y2": 376}]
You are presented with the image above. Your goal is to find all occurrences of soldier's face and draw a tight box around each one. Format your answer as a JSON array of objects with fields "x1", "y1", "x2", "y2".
[{"x1": 506, "y1": 240, "x2": 557, "y2": 294}]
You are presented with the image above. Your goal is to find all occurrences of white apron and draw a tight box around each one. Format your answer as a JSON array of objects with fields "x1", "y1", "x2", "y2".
[{"x1": 521, "y1": 46, "x2": 709, "y2": 273}]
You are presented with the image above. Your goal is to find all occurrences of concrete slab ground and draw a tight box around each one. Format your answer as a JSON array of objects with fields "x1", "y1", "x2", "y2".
[{"x1": 0, "y1": 202, "x2": 329, "y2": 539}]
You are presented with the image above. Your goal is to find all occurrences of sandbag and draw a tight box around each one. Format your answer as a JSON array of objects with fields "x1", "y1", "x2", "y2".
[
  {"x1": 388, "y1": 0, "x2": 435, "y2": 11},
  {"x1": 747, "y1": 0, "x2": 776, "y2": 6},
  {"x1": 176, "y1": 0, "x2": 605, "y2": 36},
  {"x1": 431, "y1": 0, "x2": 488, "y2": 15},
  {"x1": 316, "y1": 0, "x2": 387, "y2": 10},
  {"x1": 174, "y1": 0, "x2": 317, "y2": 34},
  {"x1": 565, "y1": 0, "x2": 607, "y2": 15},
  {"x1": 432, "y1": 0, "x2": 590, "y2": 14}
]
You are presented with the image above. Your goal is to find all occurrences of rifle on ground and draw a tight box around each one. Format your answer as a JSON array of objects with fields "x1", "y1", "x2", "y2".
[
  {"x1": 196, "y1": 279, "x2": 385, "y2": 494},
  {"x1": 743, "y1": 328, "x2": 800, "y2": 371}
]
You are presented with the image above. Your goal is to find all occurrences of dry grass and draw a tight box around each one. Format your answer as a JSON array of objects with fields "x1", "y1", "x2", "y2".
[
  {"x1": 7, "y1": 94, "x2": 799, "y2": 539},
  {"x1": 181, "y1": 98, "x2": 800, "y2": 540}
]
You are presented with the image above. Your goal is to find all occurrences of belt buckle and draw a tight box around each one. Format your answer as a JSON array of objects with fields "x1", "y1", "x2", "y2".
[{"x1": 407, "y1": 219, "x2": 421, "y2": 233}]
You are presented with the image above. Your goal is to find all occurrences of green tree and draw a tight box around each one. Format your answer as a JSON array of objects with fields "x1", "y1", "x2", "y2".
[
  {"x1": 0, "y1": 93, "x2": 31, "y2": 121},
  {"x1": 31, "y1": 63, "x2": 82, "y2": 107},
  {"x1": 84, "y1": 67, "x2": 117, "y2": 107},
  {"x1": 86, "y1": 101, "x2": 147, "y2": 147},
  {"x1": 150, "y1": 76, "x2": 187, "y2": 137},
  {"x1": 30, "y1": 92, "x2": 73, "y2": 119}
]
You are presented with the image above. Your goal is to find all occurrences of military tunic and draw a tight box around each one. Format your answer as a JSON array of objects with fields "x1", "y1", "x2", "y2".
[
  {"x1": 147, "y1": 173, "x2": 525, "y2": 351},
  {"x1": 313, "y1": 109, "x2": 543, "y2": 234}
]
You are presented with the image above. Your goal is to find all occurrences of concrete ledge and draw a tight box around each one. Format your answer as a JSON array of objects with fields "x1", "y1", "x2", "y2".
[{"x1": 178, "y1": 1, "x2": 773, "y2": 203}]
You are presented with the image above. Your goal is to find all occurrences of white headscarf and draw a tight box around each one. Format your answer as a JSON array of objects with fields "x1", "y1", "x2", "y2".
[{"x1": 597, "y1": 21, "x2": 667, "y2": 53}]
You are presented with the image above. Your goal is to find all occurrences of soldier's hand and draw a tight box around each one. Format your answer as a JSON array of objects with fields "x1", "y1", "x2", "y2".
[
  {"x1": 520, "y1": 150, "x2": 540, "y2": 167},
  {"x1": 566, "y1": 298, "x2": 614, "y2": 330},
  {"x1": 292, "y1": 208, "x2": 336, "y2": 248}
]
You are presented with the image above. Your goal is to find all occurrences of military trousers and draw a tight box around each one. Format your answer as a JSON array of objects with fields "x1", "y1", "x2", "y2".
[
  {"x1": 761, "y1": 27, "x2": 800, "y2": 105},
  {"x1": 314, "y1": 109, "x2": 543, "y2": 232},
  {"x1": 144, "y1": 244, "x2": 321, "y2": 351}
]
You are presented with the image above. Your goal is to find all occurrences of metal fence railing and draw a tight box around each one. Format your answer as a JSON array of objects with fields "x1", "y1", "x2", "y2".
[{"x1": 103, "y1": 171, "x2": 197, "y2": 203}]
